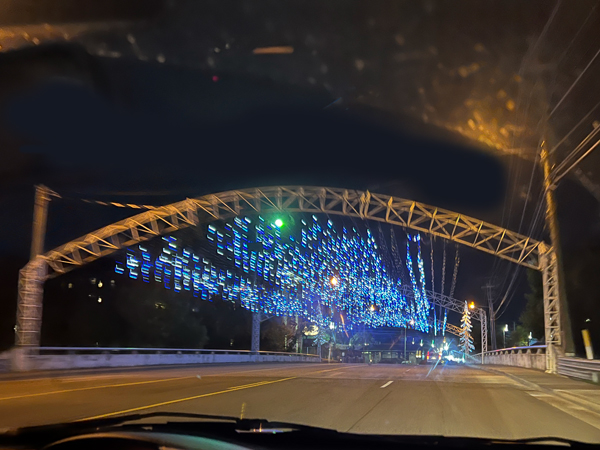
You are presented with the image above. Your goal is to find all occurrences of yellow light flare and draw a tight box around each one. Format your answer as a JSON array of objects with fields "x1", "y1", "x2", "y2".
[{"x1": 253, "y1": 46, "x2": 294, "y2": 55}]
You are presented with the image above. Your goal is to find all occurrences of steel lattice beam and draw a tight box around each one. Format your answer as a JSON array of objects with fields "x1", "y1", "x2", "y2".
[
  {"x1": 407, "y1": 286, "x2": 487, "y2": 354},
  {"x1": 39, "y1": 186, "x2": 542, "y2": 277},
  {"x1": 445, "y1": 323, "x2": 462, "y2": 337},
  {"x1": 399, "y1": 286, "x2": 486, "y2": 322}
]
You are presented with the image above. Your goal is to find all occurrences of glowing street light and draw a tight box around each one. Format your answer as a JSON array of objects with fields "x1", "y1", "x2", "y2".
[
  {"x1": 274, "y1": 219, "x2": 283, "y2": 228},
  {"x1": 330, "y1": 276, "x2": 338, "y2": 286},
  {"x1": 370, "y1": 305, "x2": 376, "y2": 312},
  {"x1": 468, "y1": 301, "x2": 475, "y2": 309}
]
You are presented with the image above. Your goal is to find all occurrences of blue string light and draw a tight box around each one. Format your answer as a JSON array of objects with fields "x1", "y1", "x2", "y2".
[{"x1": 115, "y1": 218, "x2": 433, "y2": 332}]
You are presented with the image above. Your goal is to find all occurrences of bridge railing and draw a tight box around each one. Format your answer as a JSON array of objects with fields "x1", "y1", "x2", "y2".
[
  {"x1": 35, "y1": 347, "x2": 318, "y2": 356},
  {"x1": 5, "y1": 347, "x2": 321, "y2": 372},
  {"x1": 477, "y1": 345, "x2": 547, "y2": 371}
]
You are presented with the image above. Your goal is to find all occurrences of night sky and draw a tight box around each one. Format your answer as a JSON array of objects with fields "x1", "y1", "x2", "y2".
[{"x1": 1, "y1": 0, "x2": 599, "y2": 346}]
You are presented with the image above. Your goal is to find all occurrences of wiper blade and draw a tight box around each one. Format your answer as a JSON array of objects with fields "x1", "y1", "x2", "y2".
[
  {"x1": 512, "y1": 437, "x2": 593, "y2": 447},
  {"x1": 1, "y1": 411, "x2": 318, "y2": 438},
  {"x1": 0, "y1": 412, "x2": 240, "y2": 436},
  {"x1": 81, "y1": 411, "x2": 242, "y2": 427}
]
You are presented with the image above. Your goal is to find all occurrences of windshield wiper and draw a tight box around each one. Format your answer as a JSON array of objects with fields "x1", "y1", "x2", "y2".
[
  {"x1": 0, "y1": 411, "x2": 313, "y2": 439},
  {"x1": 0, "y1": 412, "x2": 239, "y2": 436},
  {"x1": 1, "y1": 414, "x2": 596, "y2": 447},
  {"x1": 512, "y1": 437, "x2": 592, "y2": 447}
]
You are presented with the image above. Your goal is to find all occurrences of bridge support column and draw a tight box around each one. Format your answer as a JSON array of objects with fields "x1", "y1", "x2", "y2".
[
  {"x1": 15, "y1": 257, "x2": 46, "y2": 348},
  {"x1": 251, "y1": 312, "x2": 260, "y2": 353},
  {"x1": 541, "y1": 246, "x2": 561, "y2": 373},
  {"x1": 541, "y1": 143, "x2": 573, "y2": 358}
]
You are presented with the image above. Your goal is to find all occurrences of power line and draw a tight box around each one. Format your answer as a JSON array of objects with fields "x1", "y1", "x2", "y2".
[
  {"x1": 549, "y1": 99, "x2": 600, "y2": 155},
  {"x1": 552, "y1": 125, "x2": 600, "y2": 179},
  {"x1": 495, "y1": 2, "x2": 600, "y2": 323},
  {"x1": 489, "y1": 2, "x2": 560, "y2": 286},
  {"x1": 548, "y1": 44, "x2": 600, "y2": 120},
  {"x1": 496, "y1": 188, "x2": 548, "y2": 318},
  {"x1": 553, "y1": 135, "x2": 600, "y2": 185},
  {"x1": 555, "y1": 2, "x2": 598, "y2": 69}
]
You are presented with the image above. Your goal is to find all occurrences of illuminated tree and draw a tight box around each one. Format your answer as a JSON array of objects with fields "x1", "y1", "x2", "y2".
[{"x1": 460, "y1": 301, "x2": 474, "y2": 355}]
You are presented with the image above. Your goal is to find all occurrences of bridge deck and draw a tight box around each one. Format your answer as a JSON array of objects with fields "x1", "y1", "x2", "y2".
[{"x1": 0, "y1": 363, "x2": 599, "y2": 441}]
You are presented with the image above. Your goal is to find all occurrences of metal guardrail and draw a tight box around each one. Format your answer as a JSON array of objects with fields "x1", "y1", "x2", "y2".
[
  {"x1": 36, "y1": 347, "x2": 320, "y2": 357},
  {"x1": 558, "y1": 357, "x2": 600, "y2": 383}
]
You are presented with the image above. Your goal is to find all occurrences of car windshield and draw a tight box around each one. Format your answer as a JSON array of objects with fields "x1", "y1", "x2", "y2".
[{"x1": 2, "y1": 0, "x2": 600, "y2": 444}]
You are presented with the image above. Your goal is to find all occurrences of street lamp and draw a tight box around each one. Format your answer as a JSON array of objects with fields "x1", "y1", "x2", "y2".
[
  {"x1": 469, "y1": 301, "x2": 475, "y2": 309},
  {"x1": 503, "y1": 324, "x2": 509, "y2": 348},
  {"x1": 528, "y1": 331, "x2": 533, "y2": 346},
  {"x1": 330, "y1": 276, "x2": 338, "y2": 286}
]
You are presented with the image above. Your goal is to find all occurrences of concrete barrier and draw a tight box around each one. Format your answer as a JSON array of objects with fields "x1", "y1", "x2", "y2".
[
  {"x1": 480, "y1": 345, "x2": 546, "y2": 371},
  {"x1": 5, "y1": 347, "x2": 321, "y2": 372}
]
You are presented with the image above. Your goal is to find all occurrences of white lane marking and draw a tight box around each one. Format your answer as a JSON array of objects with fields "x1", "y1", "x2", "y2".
[{"x1": 381, "y1": 381, "x2": 394, "y2": 388}]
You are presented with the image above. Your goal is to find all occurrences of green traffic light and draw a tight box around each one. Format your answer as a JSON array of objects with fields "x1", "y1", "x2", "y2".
[{"x1": 275, "y1": 219, "x2": 283, "y2": 228}]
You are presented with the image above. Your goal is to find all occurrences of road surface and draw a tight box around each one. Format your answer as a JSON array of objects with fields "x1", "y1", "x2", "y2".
[{"x1": 1, "y1": 363, "x2": 600, "y2": 442}]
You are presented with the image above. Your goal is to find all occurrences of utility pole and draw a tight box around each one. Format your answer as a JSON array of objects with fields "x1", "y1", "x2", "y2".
[
  {"x1": 540, "y1": 141, "x2": 574, "y2": 355},
  {"x1": 483, "y1": 282, "x2": 496, "y2": 350},
  {"x1": 30, "y1": 185, "x2": 59, "y2": 260}
]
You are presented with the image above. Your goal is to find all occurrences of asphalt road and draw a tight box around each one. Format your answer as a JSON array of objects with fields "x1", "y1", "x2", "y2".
[{"x1": 1, "y1": 363, "x2": 600, "y2": 442}]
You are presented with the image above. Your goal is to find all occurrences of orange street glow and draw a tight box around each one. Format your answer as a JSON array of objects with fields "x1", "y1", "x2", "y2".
[{"x1": 253, "y1": 46, "x2": 294, "y2": 54}]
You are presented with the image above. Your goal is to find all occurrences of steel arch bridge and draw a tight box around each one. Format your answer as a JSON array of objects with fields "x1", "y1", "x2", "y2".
[{"x1": 16, "y1": 186, "x2": 560, "y2": 371}]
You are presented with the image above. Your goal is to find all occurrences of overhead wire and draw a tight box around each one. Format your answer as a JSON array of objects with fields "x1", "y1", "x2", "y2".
[
  {"x1": 552, "y1": 125, "x2": 600, "y2": 179},
  {"x1": 497, "y1": 0, "x2": 600, "y2": 315},
  {"x1": 547, "y1": 45, "x2": 600, "y2": 120},
  {"x1": 488, "y1": 2, "x2": 561, "y2": 290},
  {"x1": 548, "y1": 99, "x2": 600, "y2": 155},
  {"x1": 491, "y1": 0, "x2": 562, "y2": 311},
  {"x1": 553, "y1": 135, "x2": 600, "y2": 185}
]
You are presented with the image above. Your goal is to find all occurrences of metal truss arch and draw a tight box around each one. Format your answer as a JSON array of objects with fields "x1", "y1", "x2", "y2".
[
  {"x1": 41, "y1": 186, "x2": 543, "y2": 277},
  {"x1": 15, "y1": 186, "x2": 551, "y2": 361}
]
